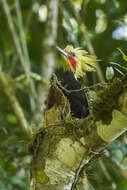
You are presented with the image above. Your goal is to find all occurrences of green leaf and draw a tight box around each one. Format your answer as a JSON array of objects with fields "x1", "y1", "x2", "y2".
[
  {"x1": 117, "y1": 48, "x2": 127, "y2": 62},
  {"x1": 114, "y1": 67, "x2": 125, "y2": 76}
]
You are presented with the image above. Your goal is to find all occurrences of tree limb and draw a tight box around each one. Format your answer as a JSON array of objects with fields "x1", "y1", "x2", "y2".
[
  {"x1": 14, "y1": 0, "x2": 37, "y2": 111},
  {"x1": 1, "y1": 0, "x2": 27, "y2": 74},
  {"x1": 1, "y1": 0, "x2": 37, "y2": 112}
]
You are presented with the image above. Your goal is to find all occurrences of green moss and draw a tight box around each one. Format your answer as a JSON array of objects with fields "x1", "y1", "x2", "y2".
[
  {"x1": 93, "y1": 78, "x2": 125, "y2": 124},
  {"x1": 36, "y1": 169, "x2": 49, "y2": 184}
]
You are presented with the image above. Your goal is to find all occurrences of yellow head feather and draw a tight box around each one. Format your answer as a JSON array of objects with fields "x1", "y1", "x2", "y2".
[{"x1": 62, "y1": 45, "x2": 98, "y2": 79}]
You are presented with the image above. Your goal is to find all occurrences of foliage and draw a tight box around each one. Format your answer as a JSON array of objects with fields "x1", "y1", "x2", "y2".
[
  {"x1": 0, "y1": 95, "x2": 31, "y2": 190},
  {"x1": 0, "y1": 0, "x2": 127, "y2": 189}
]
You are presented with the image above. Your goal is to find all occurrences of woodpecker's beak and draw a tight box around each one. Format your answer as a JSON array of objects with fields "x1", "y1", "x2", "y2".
[{"x1": 56, "y1": 46, "x2": 69, "y2": 58}]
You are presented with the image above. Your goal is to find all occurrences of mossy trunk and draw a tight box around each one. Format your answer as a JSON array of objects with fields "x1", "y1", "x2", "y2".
[
  {"x1": 29, "y1": 76, "x2": 127, "y2": 190},
  {"x1": 29, "y1": 79, "x2": 105, "y2": 190}
]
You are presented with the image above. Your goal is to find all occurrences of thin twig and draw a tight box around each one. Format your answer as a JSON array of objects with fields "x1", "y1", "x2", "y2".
[
  {"x1": 71, "y1": 154, "x2": 92, "y2": 190},
  {"x1": 71, "y1": 148, "x2": 106, "y2": 189},
  {"x1": 68, "y1": 82, "x2": 108, "y2": 93},
  {"x1": 55, "y1": 77, "x2": 107, "y2": 94}
]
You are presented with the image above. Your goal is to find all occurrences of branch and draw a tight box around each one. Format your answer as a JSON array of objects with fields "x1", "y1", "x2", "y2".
[
  {"x1": 55, "y1": 77, "x2": 108, "y2": 94},
  {"x1": 33, "y1": 0, "x2": 58, "y2": 127},
  {"x1": 0, "y1": 71, "x2": 30, "y2": 138},
  {"x1": 1, "y1": 0, "x2": 26, "y2": 73},
  {"x1": 1, "y1": 0, "x2": 37, "y2": 112},
  {"x1": 14, "y1": 0, "x2": 37, "y2": 112}
]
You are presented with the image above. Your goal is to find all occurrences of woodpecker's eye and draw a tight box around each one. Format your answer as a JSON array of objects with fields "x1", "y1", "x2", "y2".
[{"x1": 70, "y1": 52, "x2": 76, "y2": 57}]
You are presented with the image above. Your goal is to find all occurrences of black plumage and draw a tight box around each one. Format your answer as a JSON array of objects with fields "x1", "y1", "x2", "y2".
[{"x1": 60, "y1": 71, "x2": 89, "y2": 118}]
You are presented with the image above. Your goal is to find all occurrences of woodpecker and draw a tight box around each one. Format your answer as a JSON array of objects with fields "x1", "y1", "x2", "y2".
[{"x1": 56, "y1": 45, "x2": 98, "y2": 118}]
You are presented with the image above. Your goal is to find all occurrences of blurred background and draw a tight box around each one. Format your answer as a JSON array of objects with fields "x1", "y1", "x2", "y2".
[{"x1": 0, "y1": 0, "x2": 127, "y2": 189}]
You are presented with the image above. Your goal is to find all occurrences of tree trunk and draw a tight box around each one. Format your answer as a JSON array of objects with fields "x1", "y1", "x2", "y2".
[{"x1": 30, "y1": 76, "x2": 127, "y2": 190}]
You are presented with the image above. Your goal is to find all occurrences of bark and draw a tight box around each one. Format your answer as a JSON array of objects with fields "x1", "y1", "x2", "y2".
[{"x1": 30, "y1": 76, "x2": 127, "y2": 190}]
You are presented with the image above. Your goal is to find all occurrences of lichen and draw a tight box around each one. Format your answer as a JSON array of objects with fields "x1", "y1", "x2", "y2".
[
  {"x1": 93, "y1": 78, "x2": 124, "y2": 124},
  {"x1": 97, "y1": 109, "x2": 127, "y2": 142},
  {"x1": 55, "y1": 138, "x2": 86, "y2": 168},
  {"x1": 45, "y1": 158, "x2": 75, "y2": 185},
  {"x1": 118, "y1": 88, "x2": 127, "y2": 117}
]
